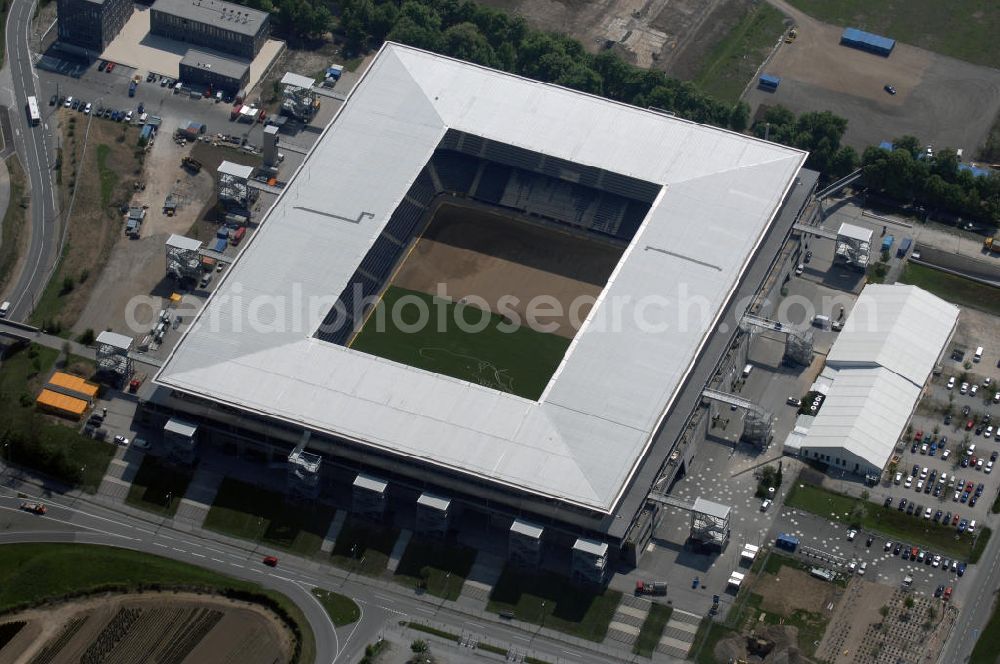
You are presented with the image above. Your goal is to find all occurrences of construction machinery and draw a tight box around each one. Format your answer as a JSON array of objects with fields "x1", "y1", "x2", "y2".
[
  {"x1": 181, "y1": 156, "x2": 202, "y2": 173},
  {"x1": 635, "y1": 580, "x2": 668, "y2": 596},
  {"x1": 984, "y1": 234, "x2": 1000, "y2": 255}
]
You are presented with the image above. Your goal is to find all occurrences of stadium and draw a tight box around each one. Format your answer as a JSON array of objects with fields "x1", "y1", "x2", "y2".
[{"x1": 151, "y1": 43, "x2": 811, "y2": 577}]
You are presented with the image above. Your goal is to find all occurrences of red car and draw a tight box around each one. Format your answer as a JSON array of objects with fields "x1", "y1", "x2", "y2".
[
  {"x1": 943, "y1": 586, "x2": 953, "y2": 601},
  {"x1": 967, "y1": 420, "x2": 976, "y2": 430},
  {"x1": 263, "y1": 555, "x2": 279, "y2": 567},
  {"x1": 106, "y1": 62, "x2": 115, "y2": 73},
  {"x1": 952, "y1": 513, "x2": 961, "y2": 526},
  {"x1": 914, "y1": 430, "x2": 924, "y2": 442}
]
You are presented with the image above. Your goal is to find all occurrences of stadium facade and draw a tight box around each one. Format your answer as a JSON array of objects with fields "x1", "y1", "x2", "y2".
[{"x1": 149, "y1": 43, "x2": 812, "y2": 572}]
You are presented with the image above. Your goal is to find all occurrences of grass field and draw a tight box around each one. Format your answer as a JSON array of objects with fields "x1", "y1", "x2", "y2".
[
  {"x1": 970, "y1": 593, "x2": 1000, "y2": 664},
  {"x1": 899, "y1": 263, "x2": 1000, "y2": 317},
  {"x1": 786, "y1": 0, "x2": 1000, "y2": 68},
  {"x1": 694, "y1": 2, "x2": 787, "y2": 102},
  {"x1": 634, "y1": 603, "x2": 672, "y2": 657},
  {"x1": 394, "y1": 538, "x2": 476, "y2": 600},
  {"x1": 0, "y1": 343, "x2": 114, "y2": 491},
  {"x1": 785, "y1": 479, "x2": 988, "y2": 559},
  {"x1": 0, "y1": 543, "x2": 315, "y2": 663},
  {"x1": 350, "y1": 286, "x2": 571, "y2": 400},
  {"x1": 124, "y1": 455, "x2": 194, "y2": 516},
  {"x1": 203, "y1": 478, "x2": 336, "y2": 556},
  {"x1": 0, "y1": 156, "x2": 28, "y2": 296},
  {"x1": 329, "y1": 518, "x2": 400, "y2": 576},
  {"x1": 487, "y1": 566, "x2": 621, "y2": 642},
  {"x1": 310, "y1": 588, "x2": 360, "y2": 626}
]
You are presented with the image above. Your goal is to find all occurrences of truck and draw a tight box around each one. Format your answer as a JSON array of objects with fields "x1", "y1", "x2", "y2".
[
  {"x1": 128, "y1": 80, "x2": 137, "y2": 97},
  {"x1": 231, "y1": 226, "x2": 246, "y2": 245},
  {"x1": 776, "y1": 532, "x2": 799, "y2": 552},
  {"x1": 881, "y1": 234, "x2": 894, "y2": 253},
  {"x1": 128, "y1": 372, "x2": 147, "y2": 393},
  {"x1": 212, "y1": 237, "x2": 228, "y2": 253},
  {"x1": 985, "y1": 235, "x2": 1000, "y2": 255},
  {"x1": 181, "y1": 156, "x2": 202, "y2": 173},
  {"x1": 897, "y1": 237, "x2": 912, "y2": 257},
  {"x1": 20, "y1": 502, "x2": 47, "y2": 515},
  {"x1": 634, "y1": 580, "x2": 667, "y2": 596}
]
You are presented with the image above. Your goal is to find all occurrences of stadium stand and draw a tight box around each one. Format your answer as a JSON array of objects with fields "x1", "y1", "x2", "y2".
[{"x1": 317, "y1": 134, "x2": 658, "y2": 345}]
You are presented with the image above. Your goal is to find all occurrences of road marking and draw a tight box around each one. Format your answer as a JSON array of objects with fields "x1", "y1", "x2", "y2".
[
  {"x1": 153, "y1": 542, "x2": 168, "y2": 548},
  {"x1": 374, "y1": 593, "x2": 394, "y2": 603},
  {"x1": 230, "y1": 563, "x2": 244, "y2": 568},
  {"x1": 0, "y1": 503, "x2": 134, "y2": 541},
  {"x1": 466, "y1": 622, "x2": 484, "y2": 629},
  {"x1": 135, "y1": 528, "x2": 154, "y2": 535},
  {"x1": 190, "y1": 552, "x2": 205, "y2": 558},
  {"x1": 562, "y1": 649, "x2": 583, "y2": 657},
  {"x1": 211, "y1": 558, "x2": 225, "y2": 563},
  {"x1": 171, "y1": 547, "x2": 185, "y2": 553},
  {"x1": 205, "y1": 547, "x2": 226, "y2": 555},
  {"x1": 414, "y1": 606, "x2": 434, "y2": 615}
]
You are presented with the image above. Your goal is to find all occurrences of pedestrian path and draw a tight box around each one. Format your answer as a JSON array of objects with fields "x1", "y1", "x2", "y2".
[
  {"x1": 96, "y1": 453, "x2": 136, "y2": 502},
  {"x1": 386, "y1": 528, "x2": 411, "y2": 573},
  {"x1": 173, "y1": 468, "x2": 222, "y2": 526},
  {"x1": 606, "y1": 593, "x2": 649, "y2": 646},
  {"x1": 320, "y1": 510, "x2": 346, "y2": 553},
  {"x1": 461, "y1": 551, "x2": 505, "y2": 604},
  {"x1": 658, "y1": 608, "x2": 701, "y2": 658}
]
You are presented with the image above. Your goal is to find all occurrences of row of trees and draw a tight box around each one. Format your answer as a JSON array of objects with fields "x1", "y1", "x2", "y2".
[
  {"x1": 751, "y1": 105, "x2": 859, "y2": 180},
  {"x1": 862, "y1": 137, "x2": 1000, "y2": 224},
  {"x1": 336, "y1": 0, "x2": 752, "y2": 131}
]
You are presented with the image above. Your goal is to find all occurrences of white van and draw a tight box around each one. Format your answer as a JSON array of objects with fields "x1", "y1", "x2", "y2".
[
  {"x1": 0, "y1": 301, "x2": 9, "y2": 318},
  {"x1": 812, "y1": 314, "x2": 831, "y2": 329},
  {"x1": 742, "y1": 364, "x2": 753, "y2": 378},
  {"x1": 974, "y1": 346, "x2": 984, "y2": 362}
]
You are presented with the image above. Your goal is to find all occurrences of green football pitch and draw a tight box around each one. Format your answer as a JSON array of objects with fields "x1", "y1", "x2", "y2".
[{"x1": 350, "y1": 287, "x2": 571, "y2": 400}]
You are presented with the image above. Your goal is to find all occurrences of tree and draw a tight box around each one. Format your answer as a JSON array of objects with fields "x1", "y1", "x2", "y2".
[
  {"x1": 441, "y1": 22, "x2": 498, "y2": 67},
  {"x1": 411, "y1": 639, "x2": 429, "y2": 653}
]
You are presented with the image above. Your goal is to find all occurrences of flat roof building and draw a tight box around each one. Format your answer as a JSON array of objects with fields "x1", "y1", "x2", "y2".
[
  {"x1": 800, "y1": 284, "x2": 959, "y2": 476},
  {"x1": 153, "y1": 43, "x2": 808, "y2": 556},
  {"x1": 57, "y1": 0, "x2": 133, "y2": 55},
  {"x1": 179, "y1": 49, "x2": 250, "y2": 93},
  {"x1": 150, "y1": 0, "x2": 269, "y2": 60}
]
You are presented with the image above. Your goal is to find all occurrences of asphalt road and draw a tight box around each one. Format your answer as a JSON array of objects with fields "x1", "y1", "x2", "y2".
[
  {"x1": 1, "y1": 0, "x2": 60, "y2": 320},
  {"x1": 937, "y1": 518, "x2": 1000, "y2": 664}
]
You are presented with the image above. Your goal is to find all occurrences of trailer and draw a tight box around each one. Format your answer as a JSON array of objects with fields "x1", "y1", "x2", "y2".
[
  {"x1": 212, "y1": 237, "x2": 228, "y2": 253},
  {"x1": 881, "y1": 234, "x2": 894, "y2": 253},
  {"x1": 775, "y1": 532, "x2": 799, "y2": 552},
  {"x1": 897, "y1": 237, "x2": 912, "y2": 257},
  {"x1": 635, "y1": 580, "x2": 667, "y2": 596},
  {"x1": 758, "y1": 74, "x2": 781, "y2": 91},
  {"x1": 181, "y1": 156, "x2": 202, "y2": 173}
]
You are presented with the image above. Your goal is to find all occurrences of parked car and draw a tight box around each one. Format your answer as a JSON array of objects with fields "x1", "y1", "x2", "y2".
[
  {"x1": 971, "y1": 384, "x2": 979, "y2": 396},
  {"x1": 132, "y1": 437, "x2": 151, "y2": 450},
  {"x1": 113, "y1": 434, "x2": 129, "y2": 446},
  {"x1": 947, "y1": 376, "x2": 956, "y2": 390},
  {"x1": 106, "y1": 62, "x2": 115, "y2": 72},
  {"x1": 960, "y1": 382, "x2": 969, "y2": 394},
  {"x1": 958, "y1": 563, "x2": 967, "y2": 576},
  {"x1": 847, "y1": 529, "x2": 858, "y2": 541},
  {"x1": 884, "y1": 84, "x2": 896, "y2": 95},
  {"x1": 787, "y1": 397, "x2": 801, "y2": 407},
  {"x1": 263, "y1": 555, "x2": 279, "y2": 567}
]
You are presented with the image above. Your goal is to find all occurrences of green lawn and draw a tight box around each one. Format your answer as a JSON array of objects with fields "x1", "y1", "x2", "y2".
[
  {"x1": 350, "y1": 286, "x2": 571, "y2": 400},
  {"x1": 0, "y1": 543, "x2": 315, "y2": 663},
  {"x1": 786, "y1": 0, "x2": 1000, "y2": 68},
  {"x1": 124, "y1": 455, "x2": 194, "y2": 516},
  {"x1": 899, "y1": 263, "x2": 1000, "y2": 317},
  {"x1": 970, "y1": 592, "x2": 1000, "y2": 664},
  {"x1": 634, "y1": 603, "x2": 672, "y2": 657},
  {"x1": 694, "y1": 2, "x2": 788, "y2": 102},
  {"x1": 487, "y1": 567, "x2": 622, "y2": 642},
  {"x1": 393, "y1": 537, "x2": 476, "y2": 600},
  {"x1": 310, "y1": 588, "x2": 360, "y2": 626},
  {"x1": 0, "y1": 156, "x2": 27, "y2": 296},
  {"x1": 329, "y1": 518, "x2": 400, "y2": 576},
  {"x1": 203, "y1": 478, "x2": 336, "y2": 556},
  {"x1": 785, "y1": 480, "x2": 987, "y2": 560},
  {"x1": 0, "y1": 344, "x2": 114, "y2": 491},
  {"x1": 95, "y1": 144, "x2": 117, "y2": 208}
]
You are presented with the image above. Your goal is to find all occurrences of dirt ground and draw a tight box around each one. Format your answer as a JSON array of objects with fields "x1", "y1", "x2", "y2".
[
  {"x1": 754, "y1": 565, "x2": 842, "y2": 615},
  {"x1": 479, "y1": 0, "x2": 749, "y2": 74},
  {"x1": 0, "y1": 592, "x2": 293, "y2": 664},
  {"x1": 744, "y1": 0, "x2": 1000, "y2": 152},
  {"x1": 392, "y1": 201, "x2": 623, "y2": 338},
  {"x1": 72, "y1": 129, "x2": 214, "y2": 337},
  {"x1": 34, "y1": 113, "x2": 143, "y2": 331},
  {"x1": 714, "y1": 623, "x2": 804, "y2": 664}
]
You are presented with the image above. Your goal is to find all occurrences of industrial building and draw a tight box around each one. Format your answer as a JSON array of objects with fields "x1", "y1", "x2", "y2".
[
  {"x1": 791, "y1": 284, "x2": 959, "y2": 477},
  {"x1": 149, "y1": 43, "x2": 811, "y2": 571},
  {"x1": 56, "y1": 0, "x2": 133, "y2": 55},
  {"x1": 150, "y1": 0, "x2": 269, "y2": 60},
  {"x1": 178, "y1": 49, "x2": 250, "y2": 94}
]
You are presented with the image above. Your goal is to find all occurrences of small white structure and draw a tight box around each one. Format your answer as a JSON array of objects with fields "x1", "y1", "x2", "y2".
[
  {"x1": 835, "y1": 222, "x2": 872, "y2": 268},
  {"x1": 800, "y1": 284, "x2": 959, "y2": 476},
  {"x1": 164, "y1": 417, "x2": 198, "y2": 465},
  {"x1": 727, "y1": 571, "x2": 745, "y2": 589},
  {"x1": 509, "y1": 518, "x2": 544, "y2": 567},
  {"x1": 571, "y1": 537, "x2": 609, "y2": 584},
  {"x1": 740, "y1": 543, "x2": 760, "y2": 565},
  {"x1": 415, "y1": 491, "x2": 451, "y2": 537},
  {"x1": 352, "y1": 473, "x2": 388, "y2": 519}
]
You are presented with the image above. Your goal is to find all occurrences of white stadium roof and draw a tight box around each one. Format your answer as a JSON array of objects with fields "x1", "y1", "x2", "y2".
[
  {"x1": 803, "y1": 285, "x2": 959, "y2": 469},
  {"x1": 155, "y1": 43, "x2": 806, "y2": 513}
]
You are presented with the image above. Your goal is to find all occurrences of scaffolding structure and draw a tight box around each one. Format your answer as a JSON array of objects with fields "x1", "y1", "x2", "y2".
[
  {"x1": 701, "y1": 388, "x2": 774, "y2": 447},
  {"x1": 690, "y1": 497, "x2": 731, "y2": 549},
  {"x1": 166, "y1": 234, "x2": 203, "y2": 282},
  {"x1": 352, "y1": 473, "x2": 388, "y2": 519},
  {"x1": 570, "y1": 537, "x2": 609, "y2": 584},
  {"x1": 415, "y1": 492, "x2": 451, "y2": 538},
  {"x1": 835, "y1": 222, "x2": 872, "y2": 269},
  {"x1": 279, "y1": 72, "x2": 320, "y2": 121},
  {"x1": 740, "y1": 313, "x2": 814, "y2": 367},
  {"x1": 508, "y1": 519, "x2": 544, "y2": 567},
  {"x1": 95, "y1": 331, "x2": 133, "y2": 380},
  {"x1": 218, "y1": 161, "x2": 257, "y2": 215},
  {"x1": 287, "y1": 432, "x2": 321, "y2": 499}
]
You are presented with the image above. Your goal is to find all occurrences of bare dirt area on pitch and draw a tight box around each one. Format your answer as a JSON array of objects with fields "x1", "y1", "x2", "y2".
[
  {"x1": 0, "y1": 592, "x2": 293, "y2": 664},
  {"x1": 392, "y1": 201, "x2": 624, "y2": 339}
]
